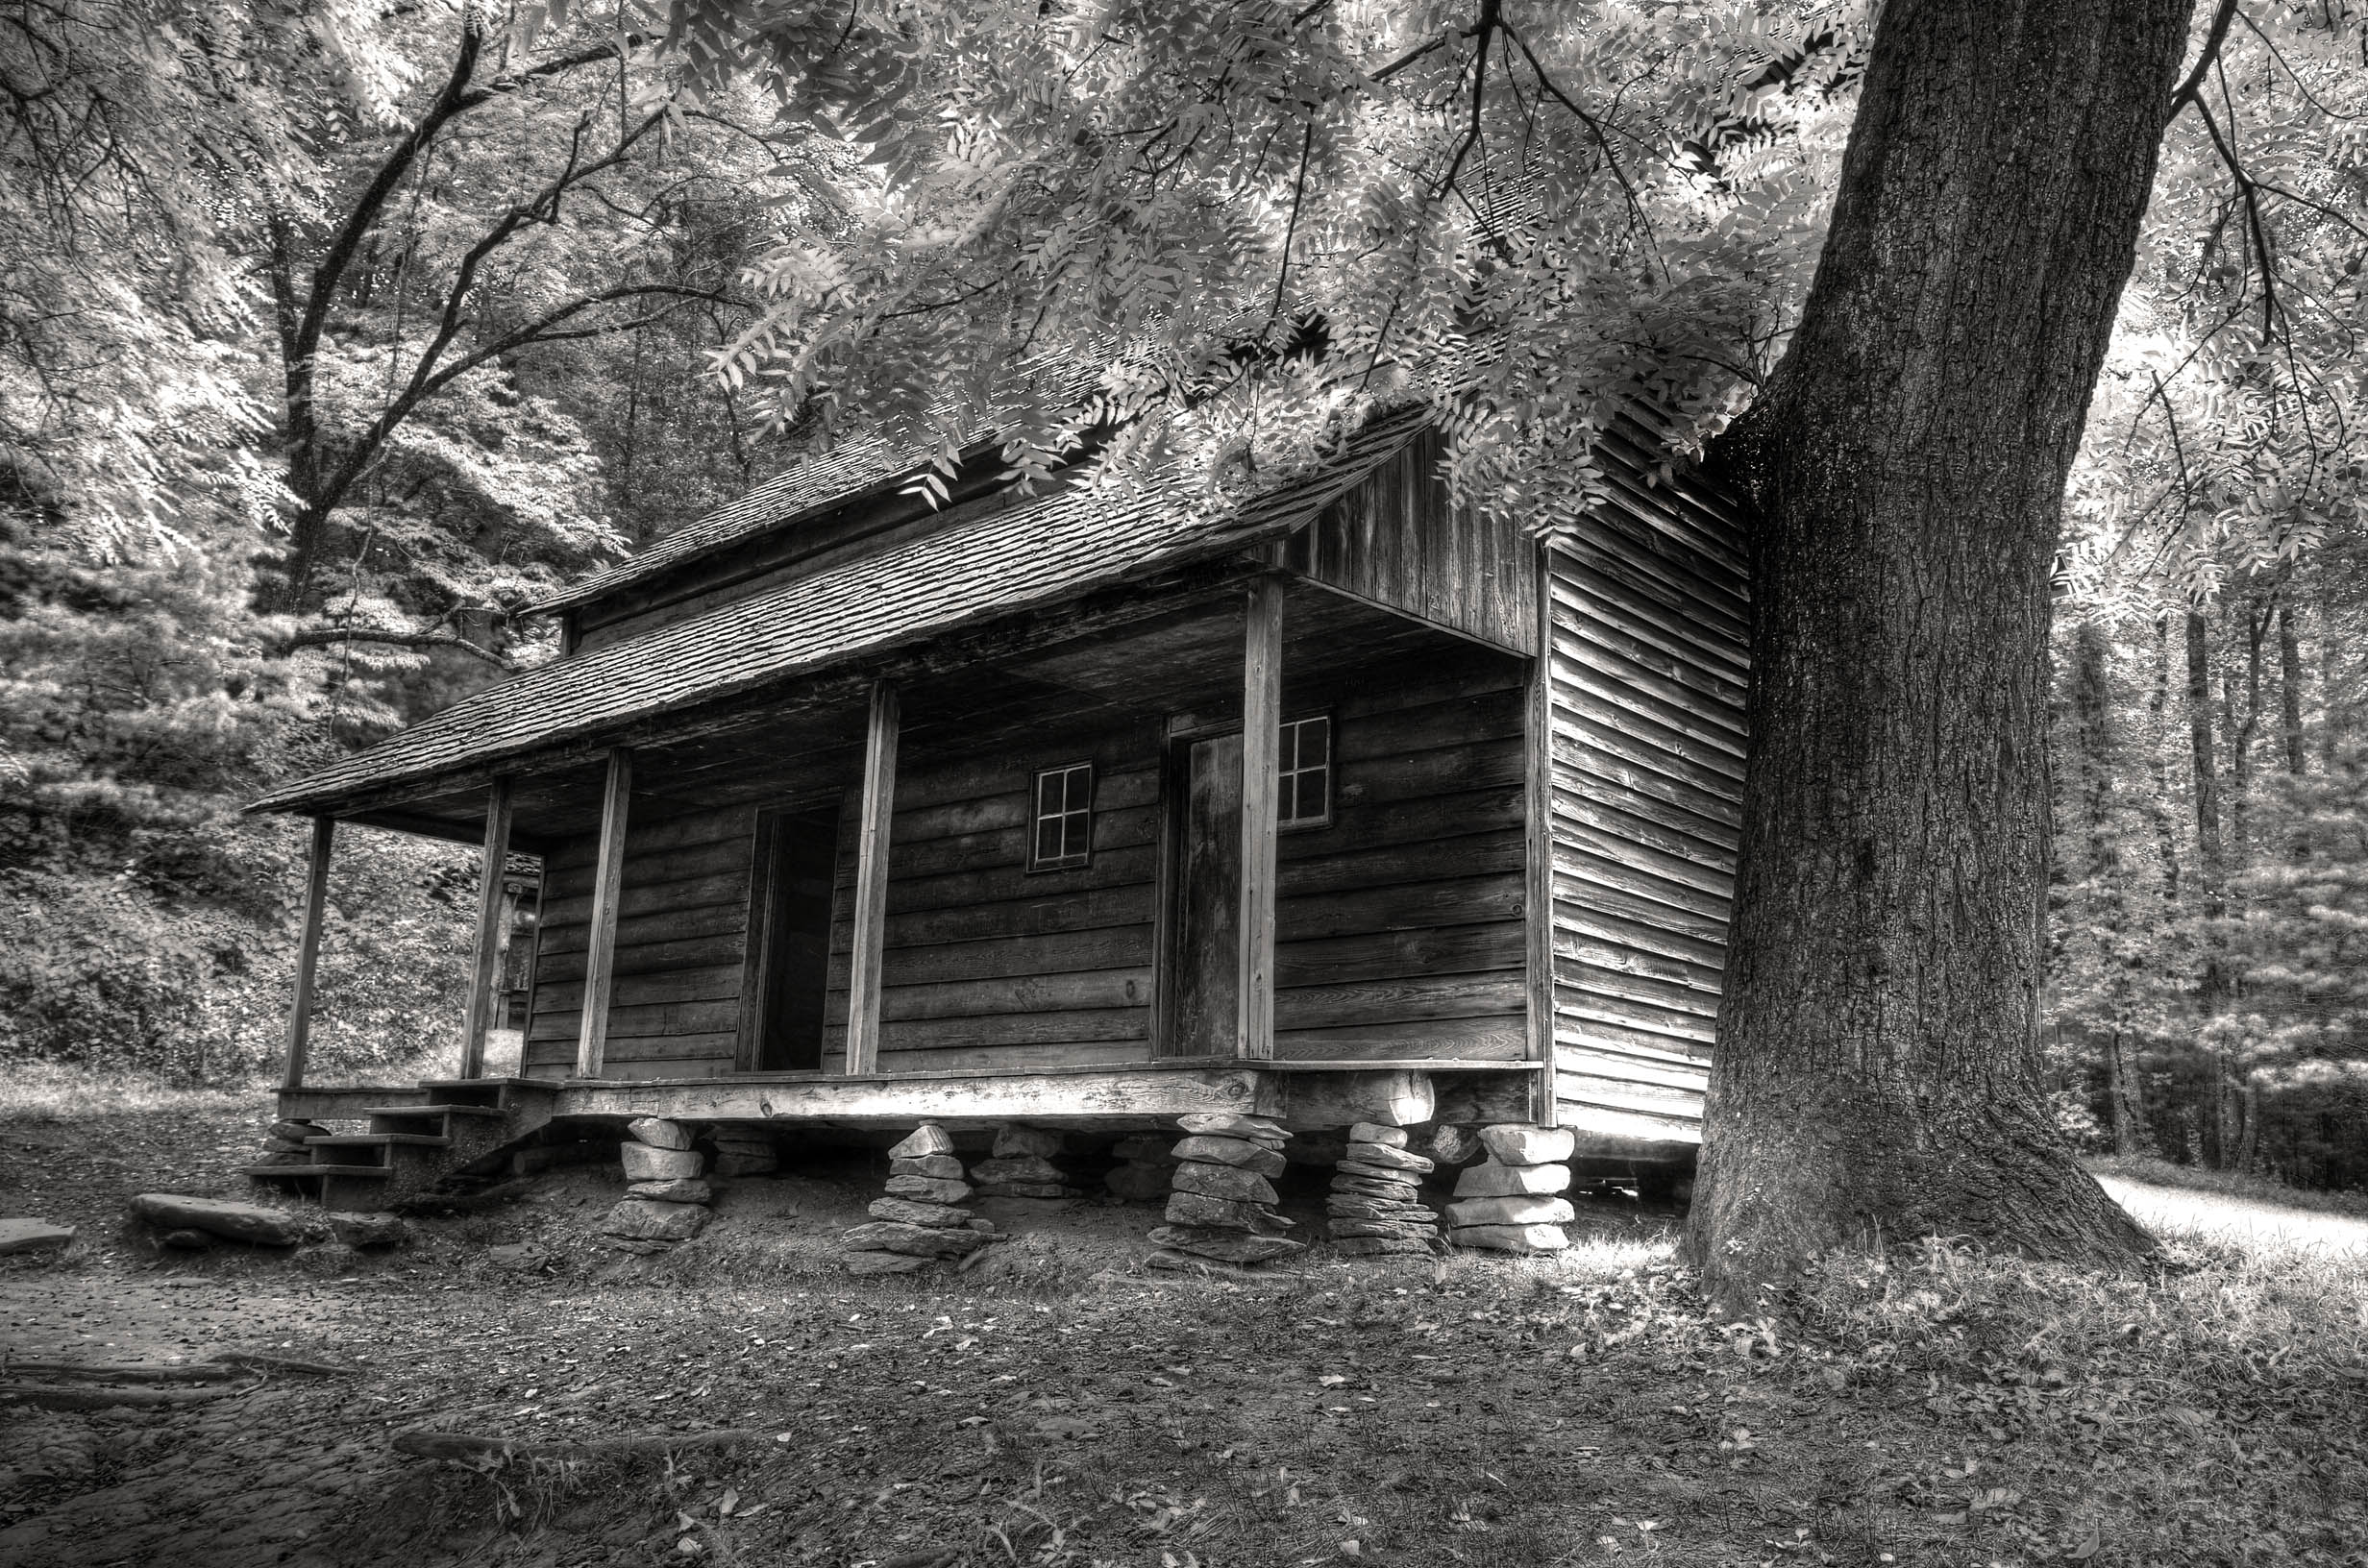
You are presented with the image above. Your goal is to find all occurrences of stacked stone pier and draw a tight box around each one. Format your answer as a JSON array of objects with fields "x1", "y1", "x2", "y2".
[
  {"x1": 602, "y1": 1117, "x2": 714, "y2": 1252},
  {"x1": 1446, "y1": 1124, "x2": 1576, "y2": 1254},
  {"x1": 970, "y1": 1124, "x2": 1084, "y2": 1200},
  {"x1": 1327, "y1": 1122, "x2": 1443, "y2": 1256},
  {"x1": 842, "y1": 1122, "x2": 999, "y2": 1276},
  {"x1": 1148, "y1": 1113, "x2": 1302, "y2": 1267}
]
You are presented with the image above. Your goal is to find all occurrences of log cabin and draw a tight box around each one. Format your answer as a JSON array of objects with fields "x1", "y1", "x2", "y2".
[{"x1": 243, "y1": 404, "x2": 1750, "y2": 1212}]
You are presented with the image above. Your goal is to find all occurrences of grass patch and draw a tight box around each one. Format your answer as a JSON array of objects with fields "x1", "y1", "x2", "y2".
[{"x1": 0, "y1": 1057, "x2": 262, "y2": 1119}]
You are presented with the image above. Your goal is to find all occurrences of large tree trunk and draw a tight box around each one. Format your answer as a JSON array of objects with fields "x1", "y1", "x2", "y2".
[{"x1": 1689, "y1": 0, "x2": 2182, "y2": 1307}]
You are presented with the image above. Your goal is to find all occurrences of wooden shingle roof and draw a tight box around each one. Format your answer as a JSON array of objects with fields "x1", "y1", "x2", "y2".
[{"x1": 249, "y1": 408, "x2": 1430, "y2": 818}]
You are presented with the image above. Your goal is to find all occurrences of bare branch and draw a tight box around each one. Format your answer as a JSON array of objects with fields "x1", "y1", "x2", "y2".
[
  {"x1": 2167, "y1": 0, "x2": 2242, "y2": 123},
  {"x1": 275, "y1": 625, "x2": 512, "y2": 667}
]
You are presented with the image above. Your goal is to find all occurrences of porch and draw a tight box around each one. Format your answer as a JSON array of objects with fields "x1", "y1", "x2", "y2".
[{"x1": 266, "y1": 565, "x2": 1555, "y2": 1148}]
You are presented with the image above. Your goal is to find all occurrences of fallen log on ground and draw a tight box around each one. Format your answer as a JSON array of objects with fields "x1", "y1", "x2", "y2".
[
  {"x1": 394, "y1": 1429, "x2": 771, "y2": 1462},
  {"x1": 0, "y1": 1380, "x2": 261, "y2": 1410},
  {"x1": 1, "y1": 1360, "x2": 247, "y2": 1384}
]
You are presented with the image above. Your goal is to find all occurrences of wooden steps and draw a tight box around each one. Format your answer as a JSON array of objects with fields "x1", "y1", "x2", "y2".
[{"x1": 253, "y1": 1078, "x2": 555, "y2": 1212}]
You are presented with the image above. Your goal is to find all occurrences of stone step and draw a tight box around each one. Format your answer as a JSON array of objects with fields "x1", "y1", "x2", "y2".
[{"x1": 361, "y1": 1104, "x2": 508, "y2": 1120}]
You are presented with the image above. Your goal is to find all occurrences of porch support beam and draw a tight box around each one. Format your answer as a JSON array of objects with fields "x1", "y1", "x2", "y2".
[
  {"x1": 281, "y1": 816, "x2": 335, "y2": 1090},
  {"x1": 576, "y1": 747, "x2": 633, "y2": 1078},
  {"x1": 1236, "y1": 577, "x2": 1283, "y2": 1060},
  {"x1": 845, "y1": 678, "x2": 900, "y2": 1073},
  {"x1": 458, "y1": 776, "x2": 514, "y2": 1080},
  {"x1": 1524, "y1": 556, "x2": 1560, "y2": 1128}
]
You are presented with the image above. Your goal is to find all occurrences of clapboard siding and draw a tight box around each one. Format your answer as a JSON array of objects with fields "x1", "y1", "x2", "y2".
[
  {"x1": 1546, "y1": 445, "x2": 1751, "y2": 1141},
  {"x1": 820, "y1": 719, "x2": 1167, "y2": 1072},
  {"x1": 1275, "y1": 427, "x2": 1538, "y2": 653},
  {"x1": 1272, "y1": 658, "x2": 1529, "y2": 1061},
  {"x1": 524, "y1": 801, "x2": 757, "y2": 1078}
]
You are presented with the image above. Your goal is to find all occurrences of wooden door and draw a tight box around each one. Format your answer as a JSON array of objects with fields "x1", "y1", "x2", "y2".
[{"x1": 1166, "y1": 732, "x2": 1242, "y2": 1057}]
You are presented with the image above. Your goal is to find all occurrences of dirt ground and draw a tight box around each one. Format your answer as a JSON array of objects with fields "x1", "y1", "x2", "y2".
[{"x1": 3, "y1": 1105, "x2": 2360, "y2": 1568}]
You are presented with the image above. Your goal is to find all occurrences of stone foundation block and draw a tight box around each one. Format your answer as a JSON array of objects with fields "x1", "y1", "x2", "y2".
[
  {"x1": 627, "y1": 1116, "x2": 694, "y2": 1151},
  {"x1": 1170, "y1": 1136, "x2": 1286, "y2": 1178},
  {"x1": 621, "y1": 1144, "x2": 703, "y2": 1183},
  {"x1": 888, "y1": 1124, "x2": 954, "y2": 1159},
  {"x1": 1444, "y1": 1194, "x2": 1575, "y2": 1229},
  {"x1": 1451, "y1": 1160, "x2": 1570, "y2": 1198},
  {"x1": 1452, "y1": 1222, "x2": 1569, "y2": 1254},
  {"x1": 1477, "y1": 1125, "x2": 1577, "y2": 1166}
]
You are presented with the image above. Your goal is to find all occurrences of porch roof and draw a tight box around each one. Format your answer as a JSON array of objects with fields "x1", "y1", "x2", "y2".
[{"x1": 247, "y1": 407, "x2": 1428, "y2": 820}]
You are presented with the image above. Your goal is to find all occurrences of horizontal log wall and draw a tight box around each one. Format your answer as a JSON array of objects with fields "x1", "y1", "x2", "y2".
[
  {"x1": 820, "y1": 718, "x2": 1166, "y2": 1074},
  {"x1": 1271, "y1": 649, "x2": 1529, "y2": 1061},
  {"x1": 1545, "y1": 430, "x2": 1751, "y2": 1140},
  {"x1": 525, "y1": 802, "x2": 759, "y2": 1079}
]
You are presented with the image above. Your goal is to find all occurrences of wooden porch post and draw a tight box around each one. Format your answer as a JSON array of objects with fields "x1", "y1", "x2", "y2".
[
  {"x1": 281, "y1": 816, "x2": 335, "y2": 1090},
  {"x1": 1524, "y1": 554, "x2": 1560, "y2": 1128},
  {"x1": 845, "y1": 678, "x2": 900, "y2": 1074},
  {"x1": 1237, "y1": 577, "x2": 1283, "y2": 1059},
  {"x1": 458, "y1": 776, "x2": 515, "y2": 1080},
  {"x1": 576, "y1": 748, "x2": 633, "y2": 1078}
]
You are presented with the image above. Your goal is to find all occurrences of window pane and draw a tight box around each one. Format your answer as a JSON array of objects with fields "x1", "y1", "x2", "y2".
[
  {"x1": 1303, "y1": 717, "x2": 1330, "y2": 765},
  {"x1": 1038, "y1": 771, "x2": 1062, "y2": 818},
  {"x1": 1067, "y1": 765, "x2": 1090, "y2": 812},
  {"x1": 1036, "y1": 816, "x2": 1063, "y2": 863},
  {"x1": 1302, "y1": 764, "x2": 1327, "y2": 819},
  {"x1": 1062, "y1": 810, "x2": 1089, "y2": 860}
]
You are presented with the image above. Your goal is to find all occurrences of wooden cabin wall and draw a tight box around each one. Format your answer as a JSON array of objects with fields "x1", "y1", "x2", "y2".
[
  {"x1": 819, "y1": 717, "x2": 1166, "y2": 1073},
  {"x1": 1272, "y1": 649, "x2": 1531, "y2": 1060},
  {"x1": 1544, "y1": 428, "x2": 1752, "y2": 1141},
  {"x1": 524, "y1": 802, "x2": 757, "y2": 1079},
  {"x1": 1271, "y1": 428, "x2": 1539, "y2": 654}
]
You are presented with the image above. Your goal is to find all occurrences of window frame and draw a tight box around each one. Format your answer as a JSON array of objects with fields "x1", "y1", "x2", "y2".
[
  {"x1": 1026, "y1": 760, "x2": 1098, "y2": 871},
  {"x1": 1277, "y1": 712, "x2": 1335, "y2": 832}
]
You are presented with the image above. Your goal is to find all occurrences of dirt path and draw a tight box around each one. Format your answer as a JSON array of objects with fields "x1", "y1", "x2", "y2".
[{"x1": 2096, "y1": 1174, "x2": 2368, "y2": 1255}]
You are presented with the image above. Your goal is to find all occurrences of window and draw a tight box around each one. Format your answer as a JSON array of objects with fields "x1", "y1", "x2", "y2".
[
  {"x1": 1030, "y1": 762, "x2": 1095, "y2": 870},
  {"x1": 1279, "y1": 715, "x2": 1332, "y2": 828}
]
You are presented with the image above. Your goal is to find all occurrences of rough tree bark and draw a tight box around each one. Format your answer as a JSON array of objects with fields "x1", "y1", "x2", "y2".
[{"x1": 1690, "y1": 0, "x2": 2184, "y2": 1307}]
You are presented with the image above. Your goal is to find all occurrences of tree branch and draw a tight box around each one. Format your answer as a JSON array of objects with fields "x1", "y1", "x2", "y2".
[
  {"x1": 275, "y1": 625, "x2": 513, "y2": 667},
  {"x1": 2167, "y1": 0, "x2": 2241, "y2": 123}
]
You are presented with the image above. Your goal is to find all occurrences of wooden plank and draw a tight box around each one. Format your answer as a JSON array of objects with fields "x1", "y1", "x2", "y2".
[
  {"x1": 535, "y1": 963, "x2": 745, "y2": 1012},
  {"x1": 1553, "y1": 1043, "x2": 1712, "y2": 1092},
  {"x1": 1552, "y1": 841, "x2": 1732, "y2": 924},
  {"x1": 1272, "y1": 1018, "x2": 1526, "y2": 1061},
  {"x1": 458, "y1": 777, "x2": 515, "y2": 1080},
  {"x1": 881, "y1": 1004, "x2": 1148, "y2": 1052},
  {"x1": 1550, "y1": 719, "x2": 1744, "y2": 821},
  {"x1": 1554, "y1": 982, "x2": 1717, "y2": 1044},
  {"x1": 540, "y1": 836, "x2": 756, "y2": 900},
  {"x1": 554, "y1": 1064, "x2": 1269, "y2": 1124},
  {"x1": 531, "y1": 997, "x2": 738, "y2": 1041},
  {"x1": 539, "y1": 868, "x2": 751, "y2": 928},
  {"x1": 576, "y1": 748, "x2": 633, "y2": 1078},
  {"x1": 281, "y1": 816, "x2": 334, "y2": 1090},
  {"x1": 1552, "y1": 921, "x2": 1727, "y2": 990},
  {"x1": 540, "y1": 804, "x2": 757, "y2": 871},
  {"x1": 870, "y1": 924, "x2": 1155, "y2": 987},
  {"x1": 888, "y1": 802, "x2": 1159, "y2": 881},
  {"x1": 879, "y1": 967, "x2": 1154, "y2": 1021},
  {"x1": 1273, "y1": 971, "x2": 1526, "y2": 1029},
  {"x1": 878, "y1": 843, "x2": 1158, "y2": 916},
  {"x1": 1277, "y1": 829, "x2": 1524, "y2": 901},
  {"x1": 1278, "y1": 874, "x2": 1526, "y2": 942},
  {"x1": 890, "y1": 767, "x2": 1160, "y2": 847},
  {"x1": 536, "y1": 932, "x2": 746, "y2": 984},
  {"x1": 1276, "y1": 787, "x2": 1523, "y2": 861},
  {"x1": 1238, "y1": 576, "x2": 1283, "y2": 1059},
  {"x1": 1274, "y1": 921, "x2": 1526, "y2": 988},
  {"x1": 1554, "y1": 1004, "x2": 1717, "y2": 1062},
  {"x1": 1549, "y1": 574, "x2": 1750, "y2": 705},
  {"x1": 859, "y1": 1040, "x2": 1153, "y2": 1074},
  {"x1": 862, "y1": 884, "x2": 1157, "y2": 947},
  {"x1": 844, "y1": 679, "x2": 900, "y2": 1074}
]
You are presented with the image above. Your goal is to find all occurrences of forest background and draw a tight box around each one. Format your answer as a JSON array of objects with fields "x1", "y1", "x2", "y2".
[{"x1": 3, "y1": 0, "x2": 2363, "y2": 1195}]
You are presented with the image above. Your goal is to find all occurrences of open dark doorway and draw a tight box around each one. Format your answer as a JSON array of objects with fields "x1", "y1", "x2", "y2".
[
  {"x1": 1162, "y1": 730, "x2": 1242, "y2": 1057},
  {"x1": 748, "y1": 805, "x2": 840, "y2": 1071}
]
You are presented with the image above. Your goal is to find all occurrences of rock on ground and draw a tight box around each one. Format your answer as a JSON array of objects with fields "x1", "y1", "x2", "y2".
[
  {"x1": 626, "y1": 1178, "x2": 713, "y2": 1204},
  {"x1": 599, "y1": 1198, "x2": 710, "y2": 1241},
  {"x1": 1147, "y1": 1226, "x2": 1306, "y2": 1265},
  {"x1": 884, "y1": 1175, "x2": 973, "y2": 1204},
  {"x1": 0, "y1": 1218, "x2": 75, "y2": 1255},
  {"x1": 125, "y1": 1194, "x2": 318, "y2": 1247},
  {"x1": 325, "y1": 1212, "x2": 411, "y2": 1249},
  {"x1": 840, "y1": 1222, "x2": 984, "y2": 1259},
  {"x1": 1163, "y1": 1192, "x2": 1292, "y2": 1233},
  {"x1": 970, "y1": 1155, "x2": 1066, "y2": 1186}
]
